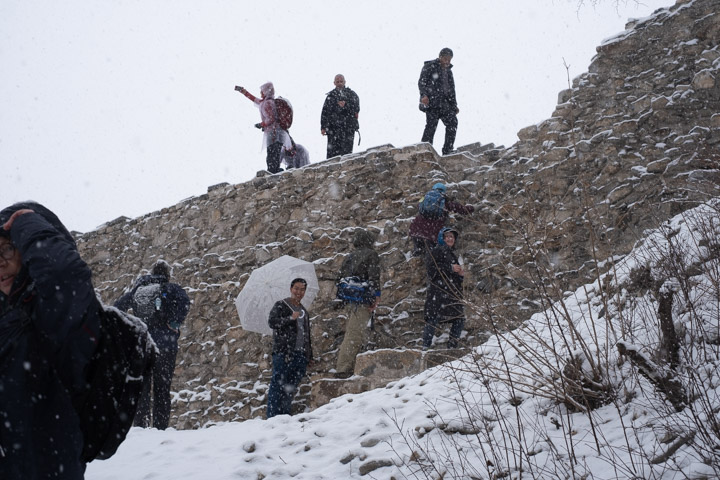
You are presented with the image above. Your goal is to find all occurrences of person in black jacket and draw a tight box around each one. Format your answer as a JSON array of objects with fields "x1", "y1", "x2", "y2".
[
  {"x1": 115, "y1": 260, "x2": 190, "y2": 430},
  {"x1": 423, "y1": 227, "x2": 465, "y2": 349},
  {"x1": 266, "y1": 278, "x2": 312, "y2": 418},
  {"x1": 418, "y1": 47, "x2": 459, "y2": 155},
  {"x1": 0, "y1": 202, "x2": 101, "y2": 479},
  {"x1": 321, "y1": 74, "x2": 360, "y2": 159}
]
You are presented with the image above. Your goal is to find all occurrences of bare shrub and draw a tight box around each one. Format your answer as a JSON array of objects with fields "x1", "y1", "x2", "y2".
[{"x1": 390, "y1": 200, "x2": 720, "y2": 479}]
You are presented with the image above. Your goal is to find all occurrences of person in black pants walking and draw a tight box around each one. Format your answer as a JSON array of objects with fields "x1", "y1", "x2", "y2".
[
  {"x1": 419, "y1": 47, "x2": 459, "y2": 155},
  {"x1": 115, "y1": 260, "x2": 190, "y2": 430}
]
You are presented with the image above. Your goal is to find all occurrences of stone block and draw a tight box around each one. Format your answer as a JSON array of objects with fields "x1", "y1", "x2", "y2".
[{"x1": 354, "y1": 348, "x2": 424, "y2": 379}]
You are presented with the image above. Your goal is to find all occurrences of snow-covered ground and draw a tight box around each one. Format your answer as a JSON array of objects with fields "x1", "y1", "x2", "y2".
[{"x1": 87, "y1": 201, "x2": 720, "y2": 479}]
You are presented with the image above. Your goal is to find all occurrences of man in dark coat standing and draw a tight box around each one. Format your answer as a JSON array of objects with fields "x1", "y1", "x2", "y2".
[
  {"x1": 419, "y1": 47, "x2": 459, "y2": 155},
  {"x1": 0, "y1": 202, "x2": 101, "y2": 479},
  {"x1": 115, "y1": 260, "x2": 190, "y2": 430},
  {"x1": 321, "y1": 74, "x2": 360, "y2": 159},
  {"x1": 423, "y1": 227, "x2": 465, "y2": 350}
]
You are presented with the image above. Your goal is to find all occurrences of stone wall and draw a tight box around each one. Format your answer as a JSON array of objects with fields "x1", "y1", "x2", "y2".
[{"x1": 77, "y1": 0, "x2": 719, "y2": 428}]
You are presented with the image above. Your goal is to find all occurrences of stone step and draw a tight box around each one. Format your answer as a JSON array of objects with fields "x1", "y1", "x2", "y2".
[{"x1": 308, "y1": 347, "x2": 469, "y2": 409}]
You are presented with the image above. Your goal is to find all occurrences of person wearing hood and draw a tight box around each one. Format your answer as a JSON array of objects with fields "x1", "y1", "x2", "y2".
[
  {"x1": 409, "y1": 182, "x2": 474, "y2": 259},
  {"x1": 334, "y1": 228, "x2": 382, "y2": 377},
  {"x1": 237, "y1": 82, "x2": 293, "y2": 174},
  {"x1": 0, "y1": 202, "x2": 101, "y2": 479},
  {"x1": 418, "y1": 47, "x2": 459, "y2": 155},
  {"x1": 114, "y1": 260, "x2": 190, "y2": 430},
  {"x1": 321, "y1": 74, "x2": 360, "y2": 159},
  {"x1": 423, "y1": 227, "x2": 465, "y2": 350}
]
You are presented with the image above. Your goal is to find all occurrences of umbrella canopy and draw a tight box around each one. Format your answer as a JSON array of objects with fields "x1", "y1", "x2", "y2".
[{"x1": 235, "y1": 255, "x2": 320, "y2": 335}]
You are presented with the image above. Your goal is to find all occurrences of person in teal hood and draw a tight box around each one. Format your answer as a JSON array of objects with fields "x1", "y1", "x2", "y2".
[{"x1": 423, "y1": 227, "x2": 465, "y2": 349}]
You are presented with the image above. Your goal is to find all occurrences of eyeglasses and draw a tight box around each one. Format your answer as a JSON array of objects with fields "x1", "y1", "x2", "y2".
[{"x1": 0, "y1": 244, "x2": 16, "y2": 262}]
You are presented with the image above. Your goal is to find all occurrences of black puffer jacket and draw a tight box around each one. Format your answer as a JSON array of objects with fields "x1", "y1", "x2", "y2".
[
  {"x1": 0, "y1": 202, "x2": 101, "y2": 479},
  {"x1": 418, "y1": 58, "x2": 457, "y2": 112},
  {"x1": 268, "y1": 299, "x2": 312, "y2": 361}
]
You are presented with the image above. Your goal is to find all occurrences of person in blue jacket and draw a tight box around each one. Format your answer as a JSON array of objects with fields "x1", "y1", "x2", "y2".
[
  {"x1": 114, "y1": 260, "x2": 190, "y2": 430},
  {"x1": 423, "y1": 227, "x2": 465, "y2": 349},
  {"x1": 0, "y1": 202, "x2": 101, "y2": 479}
]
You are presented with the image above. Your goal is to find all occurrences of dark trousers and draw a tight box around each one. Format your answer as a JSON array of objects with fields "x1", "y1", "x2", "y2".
[
  {"x1": 422, "y1": 109, "x2": 458, "y2": 155},
  {"x1": 267, "y1": 351, "x2": 308, "y2": 418},
  {"x1": 423, "y1": 292, "x2": 465, "y2": 349},
  {"x1": 412, "y1": 237, "x2": 436, "y2": 259},
  {"x1": 326, "y1": 129, "x2": 355, "y2": 159},
  {"x1": 135, "y1": 343, "x2": 178, "y2": 430},
  {"x1": 267, "y1": 142, "x2": 283, "y2": 174}
]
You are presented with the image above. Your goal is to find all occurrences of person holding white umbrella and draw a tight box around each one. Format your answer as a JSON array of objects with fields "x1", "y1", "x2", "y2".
[{"x1": 266, "y1": 278, "x2": 313, "y2": 418}]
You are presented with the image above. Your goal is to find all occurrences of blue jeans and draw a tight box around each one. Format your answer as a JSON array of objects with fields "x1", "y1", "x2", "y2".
[{"x1": 267, "y1": 351, "x2": 308, "y2": 418}]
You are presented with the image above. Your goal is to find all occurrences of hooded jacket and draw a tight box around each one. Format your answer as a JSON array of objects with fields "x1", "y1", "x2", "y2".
[
  {"x1": 0, "y1": 202, "x2": 101, "y2": 479},
  {"x1": 427, "y1": 227, "x2": 464, "y2": 300},
  {"x1": 240, "y1": 82, "x2": 292, "y2": 150},
  {"x1": 338, "y1": 229, "x2": 381, "y2": 297}
]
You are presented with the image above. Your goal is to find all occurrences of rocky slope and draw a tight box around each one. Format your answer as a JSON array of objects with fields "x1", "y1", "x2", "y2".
[{"x1": 78, "y1": 0, "x2": 719, "y2": 428}]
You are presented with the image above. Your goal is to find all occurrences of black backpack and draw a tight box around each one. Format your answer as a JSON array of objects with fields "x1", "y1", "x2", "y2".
[
  {"x1": 132, "y1": 282, "x2": 168, "y2": 328},
  {"x1": 79, "y1": 304, "x2": 156, "y2": 462}
]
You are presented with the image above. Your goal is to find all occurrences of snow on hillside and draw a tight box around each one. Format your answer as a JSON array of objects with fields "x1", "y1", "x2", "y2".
[{"x1": 87, "y1": 201, "x2": 720, "y2": 479}]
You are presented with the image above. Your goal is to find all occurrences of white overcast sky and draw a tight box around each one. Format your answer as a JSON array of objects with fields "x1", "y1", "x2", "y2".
[{"x1": 1, "y1": 0, "x2": 671, "y2": 233}]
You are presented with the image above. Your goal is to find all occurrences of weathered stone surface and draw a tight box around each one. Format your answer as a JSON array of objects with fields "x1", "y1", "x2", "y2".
[
  {"x1": 75, "y1": 0, "x2": 720, "y2": 429},
  {"x1": 354, "y1": 349, "x2": 424, "y2": 380}
]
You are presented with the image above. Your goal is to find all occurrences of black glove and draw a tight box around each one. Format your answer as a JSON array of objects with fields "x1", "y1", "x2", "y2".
[{"x1": 254, "y1": 123, "x2": 263, "y2": 130}]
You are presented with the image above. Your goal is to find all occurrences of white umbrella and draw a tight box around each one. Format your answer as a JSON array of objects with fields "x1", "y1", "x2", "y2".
[{"x1": 234, "y1": 255, "x2": 320, "y2": 335}]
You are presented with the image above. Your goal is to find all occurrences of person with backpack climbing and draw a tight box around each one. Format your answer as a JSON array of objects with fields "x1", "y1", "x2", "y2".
[
  {"x1": 409, "y1": 182, "x2": 474, "y2": 259},
  {"x1": 334, "y1": 228, "x2": 381, "y2": 378},
  {"x1": 418, "y1": 47, "x2": 459, "y2": 155},
  {"x1": 0, "y1": 203, "x2": 102, "y2": 478},
  {"x1": 423, "y1": 227, "x2": 466, "y2": 350},
  {"x1": 115, "y1": 259, "x2": 190, "y2": 430},
  {"x1": 266, "y1": 278, "x2": 313, "y2": 418},
  {"x1": 236, "y1": 82, "x2": 293, "y2": 174},
  {"x1": 321, "y1": 74, "x2": 360, "y2": 159}
]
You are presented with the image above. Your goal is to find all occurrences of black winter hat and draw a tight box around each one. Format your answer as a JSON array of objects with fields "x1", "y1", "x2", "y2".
[
  {"x1": 0, "y1": 202, "x2": 75, "y2": 247},
  {"x1": 152, "y1": 259, "x2": 171, "y2": 279}
]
